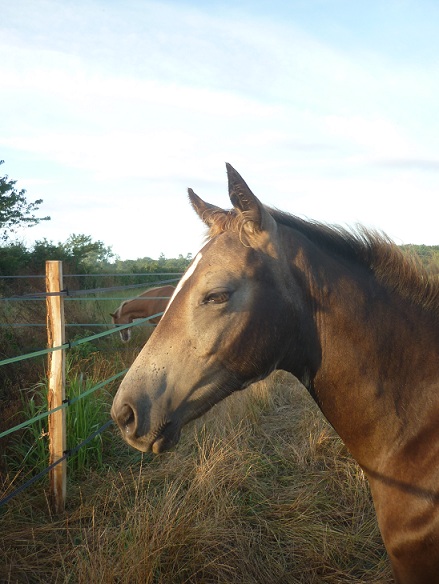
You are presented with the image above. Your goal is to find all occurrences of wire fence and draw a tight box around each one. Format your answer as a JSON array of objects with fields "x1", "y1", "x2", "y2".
[
  {"x1": 3, "y1": 275, "x2": 180, "y2": 299},
  {"x1": 0, "y1": 269, "x2": 182, "y2": 509}
]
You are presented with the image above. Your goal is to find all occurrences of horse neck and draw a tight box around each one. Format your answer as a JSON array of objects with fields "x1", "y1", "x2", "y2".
[
  {"x1": 117, "y1": 298, "x2": 151, "y2": 321},
  {"x1": 290, "y1": 242, "x2": 439, "y2": 466},
  {"x1": 139, "y1": 286, "x2": 160, "y2": 298},
  {"x1": 139, "y1": 285, "x2": 174, "y2": 298}
]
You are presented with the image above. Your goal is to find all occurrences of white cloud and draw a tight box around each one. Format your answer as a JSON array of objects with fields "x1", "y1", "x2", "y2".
[{"x1": 325, "y1": 115, "x2": 413, "y2": 158}]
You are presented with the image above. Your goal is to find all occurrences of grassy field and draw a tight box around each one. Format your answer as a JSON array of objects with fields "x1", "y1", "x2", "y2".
[{"x1": 0, "y1": 368, "x2": 393, "y2": 583}]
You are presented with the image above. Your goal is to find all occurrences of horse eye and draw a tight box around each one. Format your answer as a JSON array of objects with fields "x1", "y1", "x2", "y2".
[{"x1": 203, "y1": 290, "x2": 230, "y2": 304}]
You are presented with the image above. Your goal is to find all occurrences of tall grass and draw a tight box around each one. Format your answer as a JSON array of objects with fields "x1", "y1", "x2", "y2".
[
  {"x1": 3, "y1": 350, "x2": 124, "y2": 483},
  {"x1": 0, "y1": 372, "x2": 393, "y2": 583}
]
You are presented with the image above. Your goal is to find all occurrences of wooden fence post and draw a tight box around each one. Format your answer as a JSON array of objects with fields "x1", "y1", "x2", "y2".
[{"x1": 46, "y1": 260, "x2": 66, "y2": 513}]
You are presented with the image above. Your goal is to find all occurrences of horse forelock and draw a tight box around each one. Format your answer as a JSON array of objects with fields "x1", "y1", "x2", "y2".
[
  {"x1": 206, "y1": 205, "x2": 439, "y2": 314},
  {"x1": 205, "y1": 209, "x2": 238, "y2": 238},
  {"x1": 205, "y1": 207, "x2": 270, "y2": 249}
]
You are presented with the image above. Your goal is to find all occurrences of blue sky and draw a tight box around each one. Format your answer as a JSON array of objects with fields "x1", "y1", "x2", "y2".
[{"x1": 1, "y1": 0, "x2": 438, "y2": 260}]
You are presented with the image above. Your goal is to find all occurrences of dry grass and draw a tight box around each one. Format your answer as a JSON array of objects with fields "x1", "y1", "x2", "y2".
[{"x1": 0, "y1": 372, "x2": 393, "y2": 583}]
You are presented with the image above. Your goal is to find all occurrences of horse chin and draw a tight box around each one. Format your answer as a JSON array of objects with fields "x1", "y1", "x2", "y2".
[
  {"x1": 124, "y1": 424, "x2": 182, "y2": 454},
  {"x1": 151, "y1": 426, "x2": 181, "y2": 454}
]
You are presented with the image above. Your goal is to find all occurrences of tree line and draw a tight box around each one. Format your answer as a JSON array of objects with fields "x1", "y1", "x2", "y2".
[
  {"x1": 0, "y1": 236, "x2": 192, "y2": 277},
  {"x1": 400, "y1": 244, "x2": 439, "y2": 273}
]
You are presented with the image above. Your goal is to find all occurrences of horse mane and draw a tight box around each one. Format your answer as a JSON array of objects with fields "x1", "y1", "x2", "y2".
[{"x1": 206, "y1": 206, "x2": 439, "y2": 314}]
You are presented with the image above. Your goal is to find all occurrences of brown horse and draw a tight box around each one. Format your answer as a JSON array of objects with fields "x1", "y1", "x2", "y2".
[
  {"x1": 112, "y1": 164, "x2": 439, "y2": 583},
  {"x1": 110, "y1": 285, "x2": 175, "y2": 341}
]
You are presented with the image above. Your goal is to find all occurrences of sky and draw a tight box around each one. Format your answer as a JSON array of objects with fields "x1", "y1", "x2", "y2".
[{"x1": 1, "y1": 0, "x2": 438, "y2": 261}]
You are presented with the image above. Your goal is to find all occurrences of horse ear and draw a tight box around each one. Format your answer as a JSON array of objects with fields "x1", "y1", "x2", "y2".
[
  {"x1": 109, "y1": 312, "x2": 115, "y2": 318},
  {"x1": 188, "y1": 188, "x2": 226, "y2": 227},
  {"x1": 226, "y1": 163, "x2": 273, "y2": 233}
]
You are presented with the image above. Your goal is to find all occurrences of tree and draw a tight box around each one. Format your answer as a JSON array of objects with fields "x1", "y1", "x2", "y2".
[
  {"x1": 61, "y1": 234, "x2": 114, "y2": 271},
  {"x1": 0, "y1": 160, "x2": 50, "y2": 240},
  {"x1": 0, "y1": 241, "x2": 31, "y2": 275}
]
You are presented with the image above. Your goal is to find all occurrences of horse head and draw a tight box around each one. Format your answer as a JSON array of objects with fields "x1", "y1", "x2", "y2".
[
  {"x1": 110, "y1": 305, "x2": 132, "y2": 342},
  {"x1": 111, "y1": 164, "x2": 318, "y2": 453}
]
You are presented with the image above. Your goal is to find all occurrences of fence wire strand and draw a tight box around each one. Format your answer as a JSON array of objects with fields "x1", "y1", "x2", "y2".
[
  {"x1": 0, "y1": 313, "x2": 162, "y2": 367},
  {"x1": 0, "y1": 420, "x2": 114, "y2": 508},
  {"x1": 0, "y1": 369, "x2": 127, "y2": 440},
  {"x1": 3, "y1": 276, "x2": 181, "y2": 300}
]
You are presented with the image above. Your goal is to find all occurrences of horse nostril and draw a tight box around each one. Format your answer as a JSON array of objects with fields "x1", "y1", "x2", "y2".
[{"x1": 117, "y1": 403, "x2": 136, "y2": 436}]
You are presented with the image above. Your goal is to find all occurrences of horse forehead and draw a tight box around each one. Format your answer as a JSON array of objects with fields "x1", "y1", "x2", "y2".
[
  {"x1": 166, "y1": 236, "x2": 251, "y2": 313},
  {"x1": 163, "y1": 252, "x2": 204, "y2": 314}
]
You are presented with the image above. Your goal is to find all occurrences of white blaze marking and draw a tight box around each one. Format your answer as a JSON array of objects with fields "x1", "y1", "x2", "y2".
[{"x1": 163, "y1": 252, "x2": 203, "y2": 316}]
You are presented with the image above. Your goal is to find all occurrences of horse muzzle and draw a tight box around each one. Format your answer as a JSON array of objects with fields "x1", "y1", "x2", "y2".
[{"x1": 111, "y1": 396, "x2": 181, "y2": 453}]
